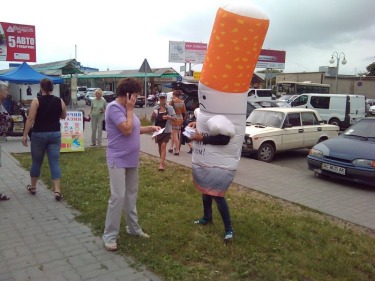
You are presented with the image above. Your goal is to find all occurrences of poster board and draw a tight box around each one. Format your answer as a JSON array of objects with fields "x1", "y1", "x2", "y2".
[{"x1": 60, "y1": 111, "x2": 85, "y2": 152}]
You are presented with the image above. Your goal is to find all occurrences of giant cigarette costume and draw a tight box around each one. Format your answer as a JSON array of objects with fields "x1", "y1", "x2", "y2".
[{"x1": 192, "y1": 3, "x2": 269, "y2": 195}]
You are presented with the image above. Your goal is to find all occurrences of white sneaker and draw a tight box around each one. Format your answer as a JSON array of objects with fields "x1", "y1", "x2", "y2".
[
  {"x1": 104, "y1": 242, "x2": 117, "y2": 251},
  {"x1": 126, "y1": 226, "x2": 150, "y2": 238},
  {"x1": 139, "y1": 232, "x2": 150, "y2": 238}
]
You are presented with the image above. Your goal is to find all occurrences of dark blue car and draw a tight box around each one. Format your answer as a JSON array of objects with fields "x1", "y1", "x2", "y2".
[{"x1": 307, "y1": 118, "x2": 375, "y2": 186}]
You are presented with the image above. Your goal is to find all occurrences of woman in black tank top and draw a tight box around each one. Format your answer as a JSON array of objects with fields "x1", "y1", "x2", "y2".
[{"x1": 22, "y1": 78, "x2": 67, "y2": 201}]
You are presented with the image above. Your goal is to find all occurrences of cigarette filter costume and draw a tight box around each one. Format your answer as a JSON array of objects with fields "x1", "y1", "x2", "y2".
[{"x1": 193, "y1": 2, "x2": 269, "y2": 196}]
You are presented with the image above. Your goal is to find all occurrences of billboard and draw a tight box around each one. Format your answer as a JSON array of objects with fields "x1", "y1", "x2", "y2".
[
  {"x1": 169, "y1": 41, "x2": 207, "y2": 64},
  {"x1": 169, "y1": 42, "x2": 286, "y2": 70},
  {"x1": 256, "y1": 49, "x2": 286, "y2": 69},
  {"x1": 0, "y1": 22, "x2": 36, "y2": 62}
]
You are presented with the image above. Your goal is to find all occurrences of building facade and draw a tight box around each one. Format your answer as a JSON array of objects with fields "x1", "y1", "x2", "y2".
[{"x1": 276, "y1": 72, "x2": 375, "y2": 99}]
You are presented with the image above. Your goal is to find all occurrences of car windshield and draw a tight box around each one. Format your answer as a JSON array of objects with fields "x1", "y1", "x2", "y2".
[
  {"x1": 343, "y1": 119, "x2": 375, "y2": 140},
  {"x1": 246, "y1": 110, "x2": 284, "y2": 128}
]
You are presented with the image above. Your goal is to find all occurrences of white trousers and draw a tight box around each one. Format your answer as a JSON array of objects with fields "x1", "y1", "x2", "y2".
[
  {"x1": 102, "y1": 166, "x2": 142, "y2": 244},
  {"x1": 91, "y1": 115, "x2": 104, "y2": 145}
]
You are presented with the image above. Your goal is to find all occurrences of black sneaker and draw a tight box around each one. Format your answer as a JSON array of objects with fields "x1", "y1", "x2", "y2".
[{"x1": 193, "y1": 218, "x2": 213, "y2": 225}]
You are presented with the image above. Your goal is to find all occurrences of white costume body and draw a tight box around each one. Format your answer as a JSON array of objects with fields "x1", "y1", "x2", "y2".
[
  {"x1": 192, "y1": 84, "x2": 247, "y2": 196},
  {"x1": 191, "y1": 2, "x2": 269, "y2": 197}
]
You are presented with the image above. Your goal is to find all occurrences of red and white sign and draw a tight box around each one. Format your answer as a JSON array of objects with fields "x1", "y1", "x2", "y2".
[
  {"x1": 256, "y1": 49, "x2": 286, "y2": 69},
  {"x1": 0, "y1": 22, "x2": 36, "y2": 62},
  {"x1": 169, "y1": 41, "x2": 207, "y2": 64}
]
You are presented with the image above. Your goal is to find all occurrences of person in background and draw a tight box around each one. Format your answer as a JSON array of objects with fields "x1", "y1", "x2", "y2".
[
  {"x1": 151, "y1": 92, "x2": 176, "y2": 171},
  {"x1": 26, "y1": 85, "x2": 32, "y2": 96},
  {"x1": 80, "y1": 110, "x2": 91, "y2": 131},
  {"x1": 180, "y1": 111, "x2": 195, "y2": 154},
  {"x1": 22, "y1": 78, "x2": 67, "y2": 201},
  {"x1": 102, "y1": 77, "x2": 160, "y2": 251},
  {"x1": 89, "y1": 88, "x2": 106, "y2": 146},
  {"x1": 0, "y1": 80, "x2": 11, "y2": 200},
  {"x1": 168, "y1": 90, "x2": 186, "y2": 156}
]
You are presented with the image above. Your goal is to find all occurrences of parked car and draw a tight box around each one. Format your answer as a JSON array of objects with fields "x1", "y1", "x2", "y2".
[
  {"x1": 252, "y1": 99, "x2": 291, "y2": 108},
  {"x1": 242, "y1": 108, "x2": 339, "y2": 162},
  {"x1": 307, "y1": 118, "x2": 375, "y2": 186},
  {"x1": 246, "y1": 100, "x2": 262, "y2": 118},
  {"x1": 369, "y1": 105, "x2": 375, "y2": 116},
  {"x1": 247, "y1": 89, "x2": 274, "y2": 100},
  {"x1": 291, "y1": 93, "x2": 366, "y2": 129},
  {"x1": 76, "y1": 86, "x2": 87, "y2": 100},
  {"x1": 135, "y1": 95, "x2": 145, "y2": 107},
  {"x1": 102, "y1": 91, "x2": 116, "y2": 103},
  {"x1": 84, "y1": 88, "x2": 99, "y2": 106},
  {"x1": 278, "y1": 94, "x2": 298, "y2": 103}
]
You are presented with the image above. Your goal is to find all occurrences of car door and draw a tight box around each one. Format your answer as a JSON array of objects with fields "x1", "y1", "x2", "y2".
[
  {"x1": 301, "y1": 112, "x2": 322, "y2": 147},
  {"x1": 281, "y1": 112, "x2": 304, "y2": 150}
]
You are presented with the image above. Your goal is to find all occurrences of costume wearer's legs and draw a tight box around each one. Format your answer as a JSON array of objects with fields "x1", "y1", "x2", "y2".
[
  {"x1": 202, "y1": 194, "x2": 213, "y2": 221},
  {"x1": 213, "y1": 196, "x2": 233, "y2": 233},
  {"x1": 103, "y1": 166, "x2": 142, "y2": 243},
  {"x1": 91, "y1": 116, "x2": 99, "y2": 145},
  {"x1": 97, "y1": 115, "x2": 104, "y2": 145}
]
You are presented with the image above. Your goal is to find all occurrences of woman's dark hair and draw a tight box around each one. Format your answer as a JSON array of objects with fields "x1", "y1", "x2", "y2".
[
  {"x1": 116, "y1": 78, "x2": 142, "y2": 97},
  {"x1": 40, "y1": 78, "x2": 54, "y2": 92}
]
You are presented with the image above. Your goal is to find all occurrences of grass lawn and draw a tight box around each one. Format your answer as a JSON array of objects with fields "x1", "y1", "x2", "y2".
[{"x1": 13, "y1": 148, "x2": 375, "y2": 281}]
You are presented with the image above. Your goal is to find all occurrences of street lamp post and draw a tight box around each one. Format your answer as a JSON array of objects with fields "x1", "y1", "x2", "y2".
[{"x1": 329, "y1": 51, "x2": 347, "y2": 93}]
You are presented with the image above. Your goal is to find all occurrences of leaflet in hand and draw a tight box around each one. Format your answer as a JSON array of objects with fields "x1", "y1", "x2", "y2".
[
  {"x1": 151, "y1": 127, "x2": 165, "y2": 139},
  {"x1": 183, "y1": 126, "x2": 196, "y2": 138}
]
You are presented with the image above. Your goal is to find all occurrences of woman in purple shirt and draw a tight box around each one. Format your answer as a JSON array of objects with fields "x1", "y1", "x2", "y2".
[{"x1": 102, "y1": 78, "x2": 160, "y2": 251}]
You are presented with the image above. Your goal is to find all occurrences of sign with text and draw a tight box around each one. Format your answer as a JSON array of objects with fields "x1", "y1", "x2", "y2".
[
  {"x1": 256, "y1": 49, "x2": 286, "y2": 69},
  {"x1": 169, "y1": 41, "x2": 207, "y2": 64},
  {"x1": 0, "y1": 22, "x2": 36, "y2": 62},
  {"x1": 60, "y1": 111, "x2": 85, "y2": 152}
]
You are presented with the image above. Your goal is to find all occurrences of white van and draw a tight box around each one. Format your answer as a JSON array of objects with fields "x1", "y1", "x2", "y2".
[
  {"x1": 290, "y1": 94, "x2": 366, "y2": 129},
  {"x1": 247, "y1": 89, "x2": 273, "y2": 100},
  {"x1": 77, "y1": 86, "x2": 87, "y2": 100}
]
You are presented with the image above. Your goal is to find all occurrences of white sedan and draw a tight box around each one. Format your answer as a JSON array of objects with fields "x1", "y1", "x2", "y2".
[
  {"x1": 369, "y1": 105, "x2": 375, "y2": 115},
  {"x1": 242, "y1": 108, "x2": 339, "y2": 162}
]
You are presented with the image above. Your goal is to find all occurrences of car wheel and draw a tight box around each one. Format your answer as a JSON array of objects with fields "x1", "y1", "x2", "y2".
[
  {"x1": 257, "y1": 143, "x2": 275, "y2": 162},
  {"x1": 328, "y1": 118, "x2": 341, "y2": 127}
]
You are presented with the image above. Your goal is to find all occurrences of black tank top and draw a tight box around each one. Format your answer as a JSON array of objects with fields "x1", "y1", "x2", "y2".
[
  {"x1": 33, "y1": 95, "x2": 62, "y2": 132},
  {"x1": 155, "y1": 109, "x2": 168, "y2": 128}
]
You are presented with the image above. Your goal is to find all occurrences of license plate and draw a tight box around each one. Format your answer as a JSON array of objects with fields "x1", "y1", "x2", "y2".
[{"x1": 321, "y1": 163, "x2": 346, "y2": 175}]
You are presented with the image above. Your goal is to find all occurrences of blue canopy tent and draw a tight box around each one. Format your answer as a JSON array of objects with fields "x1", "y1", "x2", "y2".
[
  {"x1": 0, "y1": 62, "x2": 63, "y2": 101},
  {"x1": 0, "y1": 62, "x2": 63, "y2": 84}
]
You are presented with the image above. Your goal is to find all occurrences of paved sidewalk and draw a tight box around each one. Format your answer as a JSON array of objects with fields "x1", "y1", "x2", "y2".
[{"x1": 0, "y1": 137, "x2": 161, "y2": 280}]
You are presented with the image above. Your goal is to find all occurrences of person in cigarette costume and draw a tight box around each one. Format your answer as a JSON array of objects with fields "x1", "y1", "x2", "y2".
[{"x1": 188, "y1": 2, "x2": 269, "y2": 242}]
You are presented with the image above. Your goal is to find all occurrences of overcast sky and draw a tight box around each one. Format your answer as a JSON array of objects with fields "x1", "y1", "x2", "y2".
[{"x1": 1, "y1": 0, "x2": 374, "y2": 76}]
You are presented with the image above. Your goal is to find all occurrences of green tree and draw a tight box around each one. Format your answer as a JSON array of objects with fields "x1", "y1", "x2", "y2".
[{"x1": 366, "y1": 62, "x2": 375, "y2": 76}]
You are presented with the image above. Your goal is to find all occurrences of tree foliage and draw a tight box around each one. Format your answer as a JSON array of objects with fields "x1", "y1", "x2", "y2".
[{"x1": 366, "y1": 62, "x2": 375, "y2": 76}]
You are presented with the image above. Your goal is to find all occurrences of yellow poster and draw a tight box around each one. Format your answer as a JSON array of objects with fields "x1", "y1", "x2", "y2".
[{"x1": 60, "y1": 111, "x2": 85, "y2": 152}]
